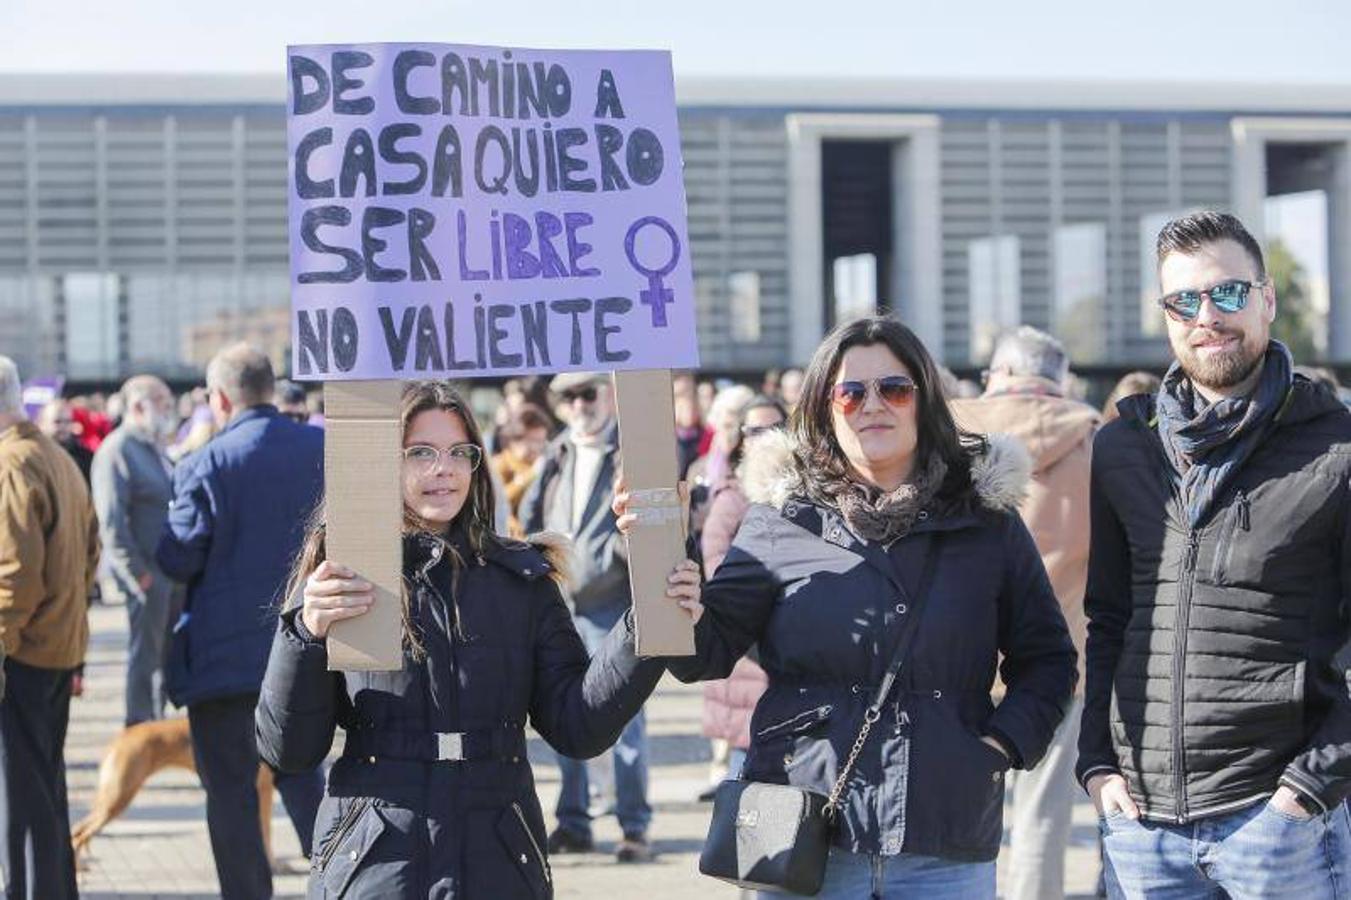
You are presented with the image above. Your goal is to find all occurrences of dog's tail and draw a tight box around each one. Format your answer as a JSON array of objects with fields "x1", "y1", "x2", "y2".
[{"x1": 70, "y1": 738, "x2": 148, "y2": 856}]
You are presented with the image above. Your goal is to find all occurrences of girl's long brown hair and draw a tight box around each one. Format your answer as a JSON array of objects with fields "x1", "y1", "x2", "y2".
[{"x1": 282, "y1": 381, "x2": 501, "y2": 655}]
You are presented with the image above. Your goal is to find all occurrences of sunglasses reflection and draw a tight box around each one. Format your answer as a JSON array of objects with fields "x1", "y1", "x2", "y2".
[{"x1": 831, "y1": 376, "x2": 917, "y2": 414}]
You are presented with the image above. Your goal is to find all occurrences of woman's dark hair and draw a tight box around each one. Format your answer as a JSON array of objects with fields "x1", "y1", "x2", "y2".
[
  {"x1": 514, "y1": 375, "x2": 563, "y2": 435},
  {"x1": 728, "y1": 394, "x2": 788, "y2": 470},
  {"x1": 281, "y1": 381, "x2": 500, "y2": 654},
  {"x1": 498, "y1": 403, "x2": 553, "y2": 446},
  {"x1": 791, "y1": 315, "x2": 982, "y2": 494}
]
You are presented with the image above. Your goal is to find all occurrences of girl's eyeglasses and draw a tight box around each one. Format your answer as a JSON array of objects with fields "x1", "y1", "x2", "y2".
[
  {"x1": 402, "y1": 443, "x2": 483, "y2": 474},
  {"x1": 1158, "y1": 279, "x2": 1265, "y2": 323},
  {"x1": 830, "y1": 375, "x2": 917, "y2": 415}
]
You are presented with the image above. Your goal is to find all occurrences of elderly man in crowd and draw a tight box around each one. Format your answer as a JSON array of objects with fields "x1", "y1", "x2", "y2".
[
  {"x1": 92, "y1": 374, "x2": 178, "y2": 727},
  {"x1": 953, "y1": 326, "x2": 1099, "y2": 900}
]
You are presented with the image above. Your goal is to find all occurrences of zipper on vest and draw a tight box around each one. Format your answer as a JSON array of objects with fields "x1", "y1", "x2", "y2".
[
  {"x1": 512, "y1": 802, "x2": 553, "y2": 885},
  {"x1": 1172, "y1": 530, "x2": 1200, "y2": 823}
]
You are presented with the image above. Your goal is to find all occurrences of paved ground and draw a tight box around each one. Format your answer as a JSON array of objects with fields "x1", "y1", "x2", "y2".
[{"x1": 68, "y1": 600, "x2": 1105, "y2": 898}]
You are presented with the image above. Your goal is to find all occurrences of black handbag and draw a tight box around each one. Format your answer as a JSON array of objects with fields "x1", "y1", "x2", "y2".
[{"x1": 698, "y1": 534, "x2": 943, "y2": 896}]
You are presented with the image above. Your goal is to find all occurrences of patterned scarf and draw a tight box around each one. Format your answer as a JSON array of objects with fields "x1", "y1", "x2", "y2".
[
  {"x1": 800, "y1": 452, "x2": 949, "y2": 545},
  {"x1": 1156, "y1": 340, "x2": 1292, "y2": 528}
]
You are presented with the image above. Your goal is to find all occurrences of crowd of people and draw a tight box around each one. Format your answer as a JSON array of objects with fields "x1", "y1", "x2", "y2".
[{"x1": 1, "y1": 209, "x2": 1350, "y2": 899}]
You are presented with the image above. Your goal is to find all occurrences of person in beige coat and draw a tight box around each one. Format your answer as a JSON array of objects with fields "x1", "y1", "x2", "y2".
[
  {"x1": 0, "y1": 355, "x2": 100, "y2": 900},
  {"x1": 952, "y1": 326, "x2": 1098, "y2": 900}
]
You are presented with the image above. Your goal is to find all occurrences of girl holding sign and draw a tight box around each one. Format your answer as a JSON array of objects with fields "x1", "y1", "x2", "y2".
[
  {"x1": 256, "y1": 380, "x2": 670, "y2": 898},
  {"x1": 617, "y1": 316, "x2": 1076, "y2": 899}
]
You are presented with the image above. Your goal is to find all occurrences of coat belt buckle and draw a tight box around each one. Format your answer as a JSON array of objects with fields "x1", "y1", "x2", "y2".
[{"x1": 436, "y1": 732, "x2": 465, "y2": 761}]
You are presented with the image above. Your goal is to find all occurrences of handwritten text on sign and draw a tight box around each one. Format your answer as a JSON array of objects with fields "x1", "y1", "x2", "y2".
[{"x1": 287, "y1": 43, "x2": 700, "y2": 381}]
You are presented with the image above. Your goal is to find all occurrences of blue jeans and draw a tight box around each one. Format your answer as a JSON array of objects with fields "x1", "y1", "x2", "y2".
[
  {"x1": 755, "y1": 848, "x2": 995, "y2": 899},
  {"x1": 727, "y1": 748, "x2": 747, "y2": 781},
  {"x1": 1102, "y1": 799, "x2": 1351, "y2": 899},
  {"x1": 554, "y1": 604, "x2": 652, "y2": 838}
]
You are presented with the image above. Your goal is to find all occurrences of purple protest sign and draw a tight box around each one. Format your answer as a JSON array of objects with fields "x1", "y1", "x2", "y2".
[
  {"x1": 286, "y1": 43, "x2": 700, "y2": 381},
  {"x1": 21, "y1": 377, "x2": 64, "y2": 421}
]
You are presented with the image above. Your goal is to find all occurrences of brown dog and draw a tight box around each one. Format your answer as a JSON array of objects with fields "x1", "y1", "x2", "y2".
[{"x1": 71, "y1": 717, "x2": 276, "y2": 865}]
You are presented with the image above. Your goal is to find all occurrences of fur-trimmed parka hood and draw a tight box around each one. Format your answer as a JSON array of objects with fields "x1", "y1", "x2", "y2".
[
  {"x1": 523, "y1": 530, "x2": 572, "y2": 589},
  {"x1": 741, "y1": 427, "x2": 1031, "y2": 515}
]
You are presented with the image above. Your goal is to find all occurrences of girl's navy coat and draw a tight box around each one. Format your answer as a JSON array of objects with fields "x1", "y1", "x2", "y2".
[
  {"x1": 255, "y1": 529, "x2": 666, "y2": 899},
  {"x1": 668, "y1": 431, "x2": 1077, "y2": 862}
]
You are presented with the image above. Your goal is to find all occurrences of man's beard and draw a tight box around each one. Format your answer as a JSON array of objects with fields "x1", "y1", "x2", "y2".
[
  {"x1": 1174, "y1": 327, "x2": 1266, "y2": 392},
  {"x1": 572, "y1": 410, "x2": 609, "y2": 438}
]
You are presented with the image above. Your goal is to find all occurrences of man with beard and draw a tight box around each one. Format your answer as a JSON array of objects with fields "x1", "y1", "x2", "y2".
[
  {"x1": 92, "y1": 375, "x2": 178, "y2": 726},
  {"x1": 1079, "y1": 211, "x2": 1351, "y2": 898},
  {"x1": 519, "y1": 372, "x2": 655, "y2": 864}
]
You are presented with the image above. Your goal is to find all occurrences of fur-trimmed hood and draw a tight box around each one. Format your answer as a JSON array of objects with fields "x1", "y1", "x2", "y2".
[
  {"x1": 525, "y1": 530, "x2": 572, "y2": 589},
  {"x1": 741, "y1": 427, "x2": 1031, "y2": 515}
]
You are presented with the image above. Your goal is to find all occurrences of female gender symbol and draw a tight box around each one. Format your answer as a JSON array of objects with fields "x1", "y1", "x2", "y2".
[{"x1": 624, "y1": 216, "x2": 682, "y2": 328}]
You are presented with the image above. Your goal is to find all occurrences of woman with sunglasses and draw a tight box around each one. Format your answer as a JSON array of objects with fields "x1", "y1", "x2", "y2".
[
  {"x1": 256, "y1": 381, "x2": 668, "y2": 899},
  {"x1": 620, "y1": 316, "x2": 1076, "y2": 897}
]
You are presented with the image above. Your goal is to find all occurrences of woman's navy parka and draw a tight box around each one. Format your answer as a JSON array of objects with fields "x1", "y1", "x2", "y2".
[
  {"x1": 668, "y1": 431, "x2": 1077, "y2": 862},
  {"x1": 255, "y1": 529, "x2": 666, "y2": 899}
]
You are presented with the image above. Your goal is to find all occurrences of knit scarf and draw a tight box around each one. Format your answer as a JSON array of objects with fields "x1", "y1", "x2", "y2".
[
  {"x1": 800, "y1": 452, "x2": 949, "y2": 545},
  {"x1": 1156, "y1": 340, "x2": 1292, "y2": 528}
]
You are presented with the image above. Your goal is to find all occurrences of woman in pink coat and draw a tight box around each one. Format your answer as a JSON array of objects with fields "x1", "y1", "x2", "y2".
[{"x1": 698, "y1": 395, "x2": 787, "y2": 784}]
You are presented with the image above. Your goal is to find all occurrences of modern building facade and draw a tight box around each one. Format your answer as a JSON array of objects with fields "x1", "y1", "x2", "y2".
[{"x1": 1, "y1": 73, "x2": 1347, "y2": 381}]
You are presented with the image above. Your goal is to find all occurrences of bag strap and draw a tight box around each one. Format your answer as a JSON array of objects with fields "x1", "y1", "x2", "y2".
[{"x1": 824, "y1": 531, "x2": 943, "y2": 819}]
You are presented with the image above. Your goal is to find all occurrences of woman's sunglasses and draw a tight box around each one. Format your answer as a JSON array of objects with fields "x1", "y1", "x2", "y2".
[
  {"x1": 1158, "y1": 279, "x2": 1265, "y2": 323},
  {"x1": 830, "y1": 375, "x2": 917, "y2": 415}
]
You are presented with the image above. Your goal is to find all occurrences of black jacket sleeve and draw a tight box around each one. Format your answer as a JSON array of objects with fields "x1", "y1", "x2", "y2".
[
  {"x1": 1075, "y1": 435, "x2": 1132, "y2": 788},
  {"x1": 665, "y1": 505, "x2": 780, "y2": 683},
  {"x1": 1279, "y1": 486, "x2": 1351, "y2": 811},
  {"x1": 255, "y1": 608, "x2": 346, "y2": 773},
  {"x1": 987, "y1": 512, "x2": 1078, "y2": 770},
  {"x1": 528, "y1": 585, "x2": 667, "y2": 759}
]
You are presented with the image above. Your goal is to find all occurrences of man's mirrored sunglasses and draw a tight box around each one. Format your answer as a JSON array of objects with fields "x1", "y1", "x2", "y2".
[{"x1": 1158, "y1": 278, "x2": 1265, "y2": 323}]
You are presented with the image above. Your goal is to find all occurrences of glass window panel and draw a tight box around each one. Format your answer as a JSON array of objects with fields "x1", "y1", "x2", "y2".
[
  {"x1": 729, "y1": 271, "x2": 762, "y2": 344},
  {"x1": 63, "y1": 271, "x2": 120, "y2": 380},
  {"x1": 1265, "y1": 190, "x2": 1330, "y2": 359},
  {"x1": 1053, "y1": 223, "x2": 1107, "y2": 364},
  {"x1": 833, "y1": 253, "x2": 877, "y2": 325},
  {"x1": 968, "y1": 236, "x2": 1021, "y2": 362}
]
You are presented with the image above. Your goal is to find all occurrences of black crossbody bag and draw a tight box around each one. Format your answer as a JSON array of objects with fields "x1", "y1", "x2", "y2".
[{"x1": 698, "y1": 533, "x2": 943, "y2": 896}]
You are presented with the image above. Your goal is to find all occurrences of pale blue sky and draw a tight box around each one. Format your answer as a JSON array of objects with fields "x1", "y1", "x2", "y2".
[{"x1": 2, "y1": 0, "x2": 1348, "y2": 82}]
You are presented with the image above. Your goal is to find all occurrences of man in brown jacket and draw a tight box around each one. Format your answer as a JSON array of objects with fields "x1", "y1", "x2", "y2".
[
  {"x1": 0, "y1": 355, "x2": 99, "y2": 900},
  {"x1": 952, "y1": 326, "x2": 1098, "y2": 900}
]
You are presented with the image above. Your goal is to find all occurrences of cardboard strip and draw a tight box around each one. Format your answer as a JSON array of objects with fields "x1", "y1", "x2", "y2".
[
  {"x1": 323, "y1": 380, "x2": 405, "y2": 671},
  {"x1": 628, "y1": 488, "x2": 681, "y2": 507},
  {"x1": 612, "y1": 369, "x2": 695, "y2": 657}
]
